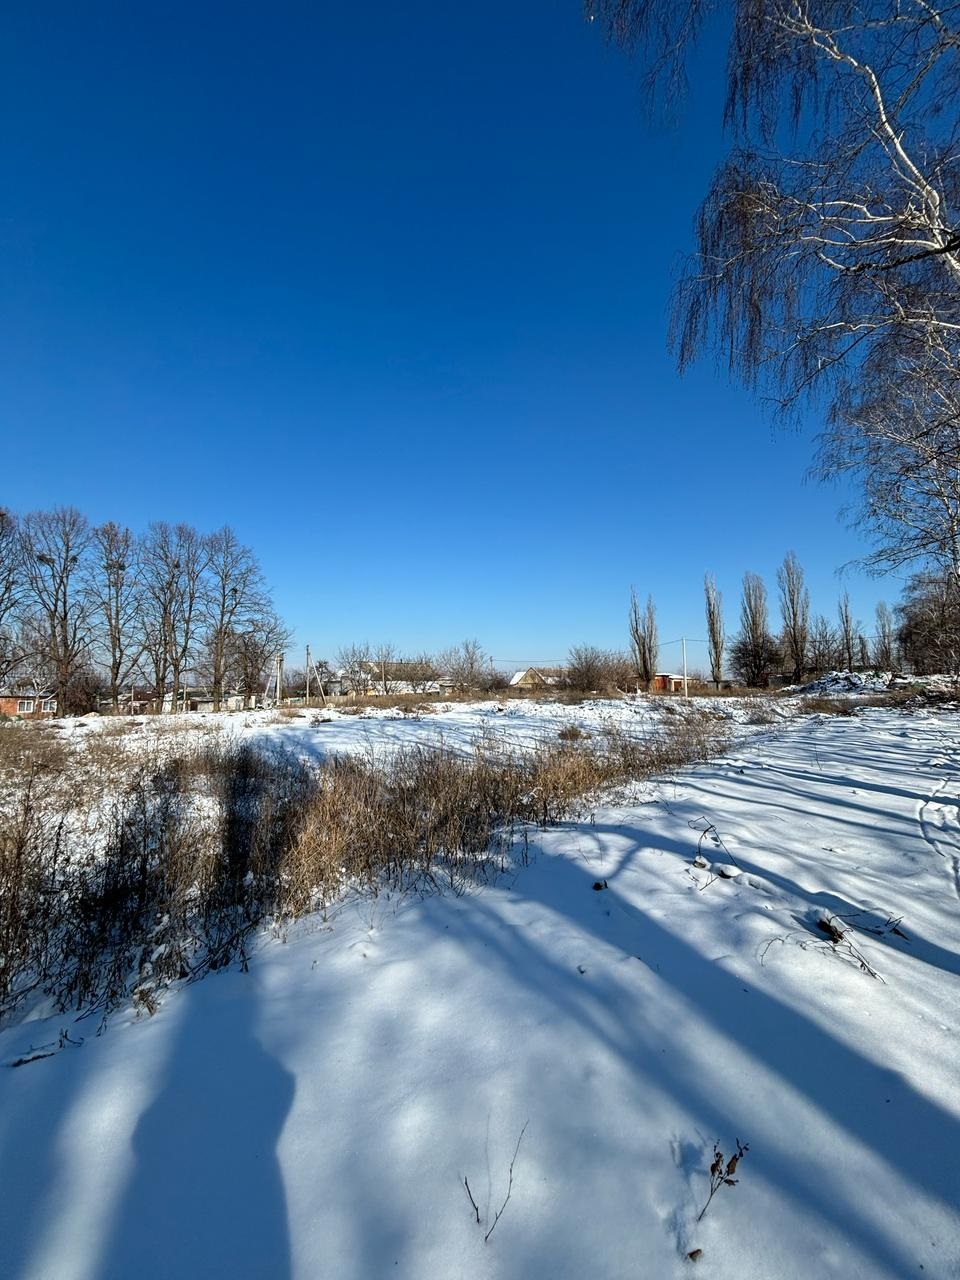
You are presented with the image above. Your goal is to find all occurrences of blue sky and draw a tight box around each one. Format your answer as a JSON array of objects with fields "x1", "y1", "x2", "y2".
[{"x1": 1, "y1": 2, "x2": 897, "y2": 672}]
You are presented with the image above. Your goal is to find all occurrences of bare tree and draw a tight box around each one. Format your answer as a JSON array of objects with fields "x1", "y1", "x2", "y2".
[
  {"x1": 0, "y1": 509, "x2": 27, "y2": 687},
  {"x1": 20, "y1": 507, "x2": 93, "y2": 712},
  {"x1": 281, "y1": 666, "x2": 306, "y2": 699},
  {"x1": 140, "y1": 522, "x2": 209, "y2": 712},
  {"x1": 590, "y1": 2, "x2": 960, "y2": 416},
  {"x1": 567, "y1": 644, "x2": 613, "y2": 692},
  {"x1": 373, "y1": 642, "x2": 398, "y2": 695},
  {"x1": 838, "y1": 590, "x2": 856, "y2": 672},
  {"x1": 873, "y1": 601, "x2": 896, "y2": 671},
  {"x1": 404, "y1": 652, "x2": 440, "y2": 694},
  {"x1": 228, "y1": 610, "x2": 293, "y2": 704},
  {"x1": 337, "y1": 642, "x2": 373, "y2": 696},
  {"x1": 87, "y1": 522, "x2": 143, "y2": 712},
  {"x1": 896, "y1": 570, "x2": 960, "y2": 673},
  {"x1": 777, "y1": 551, "x2": 809, "y2": 683},
  {"x1": 703, "y1": 573, "x2": 724, "y2": 689},
  {"x1": 808, "y1": 613, "x2": 839, "y2": 675},
  {"x1": 815, "y1": 334, "x2": 960, "y2": 585},
  {"x1": 438, "y1": 639, "x2": 489, "y2": 694},
  {"x1": 732, "y1": 571, "x2": 780, "y2": 687},
  {"x1": 202, "y1": 526, "x2": 270, "y2": 711},
  {"x1": 629, "y1": 589, "x2": 659, "y2": 691}
]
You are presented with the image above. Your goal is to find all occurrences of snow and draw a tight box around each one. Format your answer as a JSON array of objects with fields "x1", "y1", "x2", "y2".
[
  {"x1": 1, "y1": 701, "x2": 959, "y2": 1278},
  {"x1": 793, "y1": 668, "x2": 957, "y2": 696}
]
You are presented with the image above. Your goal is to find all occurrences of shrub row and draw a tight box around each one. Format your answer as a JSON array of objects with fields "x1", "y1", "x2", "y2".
[{"x1": 0, "y1": 707, "x2": 730, "y2": 1024}]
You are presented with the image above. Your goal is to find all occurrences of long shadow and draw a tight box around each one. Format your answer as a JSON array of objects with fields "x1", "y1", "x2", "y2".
[
  {"x1": 0, "y1": 1027, "x2": 99, "y2": 1280},
  {"x1": 762, "y1": 761, "x2": 957, "y2": 808},
  {"x1": 657, "y1": 774, "x2": 923, "y2": 856},
  {"x1": 98, "y1": 978, "x2": 295, "y2": 1280},
  {"x1": 730, "y1": 854, "x2": 960, "y2": 978},
  {"x1": 416, "y1": 843, "x2": 960, "y2": 1277}
]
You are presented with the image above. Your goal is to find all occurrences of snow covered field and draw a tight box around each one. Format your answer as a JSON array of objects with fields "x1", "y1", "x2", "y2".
[{"x1": 1, "y1": 698, "x2": 959, "y2": 1278}]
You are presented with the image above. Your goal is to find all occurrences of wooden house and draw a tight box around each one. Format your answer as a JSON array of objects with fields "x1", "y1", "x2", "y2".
[{"x1": 509, "y1": 667, "x2": 566, "y2": 690}]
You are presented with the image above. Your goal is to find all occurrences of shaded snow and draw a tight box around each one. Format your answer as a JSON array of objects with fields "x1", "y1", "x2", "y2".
[{"x1": 1, "y1": 705, "x2": 959, "y2": 1278}]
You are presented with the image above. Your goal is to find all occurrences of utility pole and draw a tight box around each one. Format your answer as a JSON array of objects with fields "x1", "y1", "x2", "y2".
[
  {"x1": 306, "y1": 644, "x2": 311, "y2": 704},
  {"x1": 682, "y1": 637, "x2": 689, "y2": 699}
]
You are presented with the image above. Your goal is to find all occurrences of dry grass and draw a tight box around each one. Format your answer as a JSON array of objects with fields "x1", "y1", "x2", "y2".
[
  {"x1": 0, "y1": 722, "x2": 70, "y2": 780},
  {"x1": 799, "y1": 695, "x2": 859, "y2": 716},
  {"x1": 0, "y1": 706, "x2": 731, "y2": 1025}
]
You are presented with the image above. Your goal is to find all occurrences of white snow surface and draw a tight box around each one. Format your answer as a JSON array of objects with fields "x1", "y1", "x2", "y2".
[
  {"x1": 48, "y1": 692, "x2": 789, "y2": 767},
  {"x1": 794, "y1": 669, "x2": 956, "y2": 697},
  {"x1": 1, "y1": 702, "x2": 960, "y2": 1278}
]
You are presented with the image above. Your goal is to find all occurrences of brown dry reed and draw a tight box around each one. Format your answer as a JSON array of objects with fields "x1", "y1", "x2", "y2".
[{"x1": 0, "y1": 706, "x2": 730, "y2": 1024}]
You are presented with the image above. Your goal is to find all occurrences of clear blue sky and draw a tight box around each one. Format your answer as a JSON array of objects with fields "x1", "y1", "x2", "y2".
[{"x1": 1, "y1": 2, "x2": 896, "y2": 672}]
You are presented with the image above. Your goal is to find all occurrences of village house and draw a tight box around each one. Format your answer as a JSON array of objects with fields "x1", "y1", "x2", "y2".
[
  {"x1": 0, "y1": 687, "x2": 57, "y2": 718},
  {"x1": 509, "y1": 667, "x2": 566, "y2": 690}
]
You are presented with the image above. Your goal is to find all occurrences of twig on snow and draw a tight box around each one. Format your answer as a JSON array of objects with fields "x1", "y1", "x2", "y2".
[
  {"x1": 462, "y1": 1175, "x2": 480, "y2": 1225},
  {"x1": 484, "y1": 1120, "x2": 529, "y2": 1243},
  {"x1": 697, "y1": 1138, "x2": 749, "y2": 1223},
  {"x1": 688, "y1": 817, "x2": 741, "y2": 871}
]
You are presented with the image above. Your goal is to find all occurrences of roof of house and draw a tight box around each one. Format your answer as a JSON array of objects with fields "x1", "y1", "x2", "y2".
[{"x1": 509, "y1": 667, "x2": 565, "y2": 686}]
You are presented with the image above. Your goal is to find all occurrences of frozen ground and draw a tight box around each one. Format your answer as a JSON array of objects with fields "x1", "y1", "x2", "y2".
[{"x1": 1, "y1": 701, "x2": 959, "y2": 1278}]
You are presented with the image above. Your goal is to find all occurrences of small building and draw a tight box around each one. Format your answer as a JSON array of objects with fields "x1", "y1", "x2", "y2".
[
  {"x1": 509, "y1": 667, "x2": 565, "y2": 690},
  {"x1": 0, "y1": 687, "x2": 57, "y2": 718},
  {"x1": 186, "y1": 693, "x2": 248, "y2": 713},
  {"x1": 652, "y1": 673, "x2": 685, "y2": 693}
]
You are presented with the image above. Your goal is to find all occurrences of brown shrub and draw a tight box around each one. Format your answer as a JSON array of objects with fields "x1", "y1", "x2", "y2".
[
  {"x1": 800, "y1": 695, "x2": 858, "y2": 716},
  {"x1": 0, "y1": 703, "x2": 733, "y2": 1025}
]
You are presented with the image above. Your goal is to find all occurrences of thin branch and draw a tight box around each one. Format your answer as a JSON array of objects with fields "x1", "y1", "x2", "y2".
[{"x1": 484, "y1": 1121, "x2": 529, "y2": 1243}]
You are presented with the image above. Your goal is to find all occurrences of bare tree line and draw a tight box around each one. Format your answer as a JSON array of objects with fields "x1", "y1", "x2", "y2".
[
  {"x1": 561, "y1": 554, "x2": 912, "y2": 696},
  {"x1": 288, "y1": 639, "x2": 508, "y2": 699},
  {"x1": 1, "y1": 508, "x2": 936, "y2": 714},
  {"x1": 700, "y1": 553, "x2": 909, "y2": 688},
  {"x1": 1, "y1": 506, "x2": 289, "y2": 713}
]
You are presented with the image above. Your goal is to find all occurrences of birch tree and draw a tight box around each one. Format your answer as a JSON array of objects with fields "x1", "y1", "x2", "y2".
[
  {"x1": 591, "y1": 0, "x2": 960, "y2": 589},
  {"x1": 814, "y1": 333, "x2": 960, "y2": 583},
  {"x1": 589, "y1": 2, "x2": 960, "y2": 410}
]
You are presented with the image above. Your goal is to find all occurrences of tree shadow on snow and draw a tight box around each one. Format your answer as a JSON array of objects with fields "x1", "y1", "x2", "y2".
[
  {"x1": 417, "y1": 839, "x2": 960, "y2": 1278},
  {"x1": 98, "y1": 980, "x2": 295, "y2": 1280},
  {"x1": 730, "y1": 855, "x2": 960, "y2": 980}
]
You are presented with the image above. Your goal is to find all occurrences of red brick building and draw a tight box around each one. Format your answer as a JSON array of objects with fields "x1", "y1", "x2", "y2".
[{"x1": 0, "y1": 688, "x2": 57, "y2": 718}]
